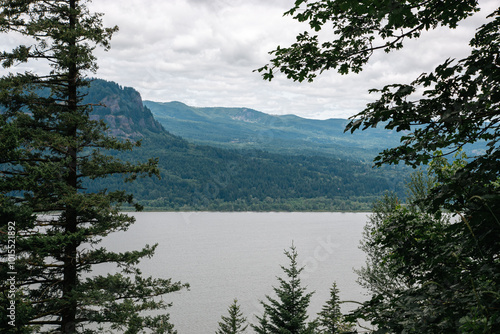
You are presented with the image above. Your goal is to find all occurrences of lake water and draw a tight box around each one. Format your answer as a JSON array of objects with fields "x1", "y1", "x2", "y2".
[{"x1": 99, "y1": 212, "x2": 370, "y2": 333}]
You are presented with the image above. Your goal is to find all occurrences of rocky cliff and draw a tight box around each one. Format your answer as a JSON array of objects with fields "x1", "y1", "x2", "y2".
[{"x1": 85, "y1": 79, "x2": 164, "y2": 138}]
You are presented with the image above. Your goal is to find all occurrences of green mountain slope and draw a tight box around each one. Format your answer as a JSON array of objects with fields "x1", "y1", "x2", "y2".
[
  {"x1": 84, "y1": 79, "x2": 408, "y2": 211},
  {"x1": 144, "y1": 100, "x2": 405, "y2": 160}
]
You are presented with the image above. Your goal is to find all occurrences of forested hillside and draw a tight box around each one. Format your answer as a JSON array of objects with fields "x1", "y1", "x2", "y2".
[{"x1": 85, "y1": 79, "x2": 408, "y2": 211}]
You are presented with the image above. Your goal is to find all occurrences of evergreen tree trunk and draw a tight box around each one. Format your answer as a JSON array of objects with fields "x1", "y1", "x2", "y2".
[{"x1": 61, "y1": 1, "x2": 78, "y2": 331}]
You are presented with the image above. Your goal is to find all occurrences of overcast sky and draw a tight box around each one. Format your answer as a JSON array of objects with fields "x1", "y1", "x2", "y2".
[{"x1": 3, "y1": 0, "x2": 499, "y2": 119}]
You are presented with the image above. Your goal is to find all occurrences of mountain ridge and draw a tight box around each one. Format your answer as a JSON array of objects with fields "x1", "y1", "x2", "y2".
[{"x1": 143, "y1": 100, "x2": 403, "y2": 160}]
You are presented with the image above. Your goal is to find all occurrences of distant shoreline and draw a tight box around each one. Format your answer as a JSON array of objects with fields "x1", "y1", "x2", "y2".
[{"x1": 124, "y1": 208, "x2": 372, "y2": 214}]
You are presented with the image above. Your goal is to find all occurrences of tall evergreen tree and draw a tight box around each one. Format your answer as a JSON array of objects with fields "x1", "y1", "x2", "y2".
[
  {"x1": 252, "y1": 245, "x2": 315, "y2": 334},
  {"x1": 0, "y1": 1, "x2": 187, "y2": 333},
  {"x1": 215, "y1": 299, "x2": 248, "y2": 334}
]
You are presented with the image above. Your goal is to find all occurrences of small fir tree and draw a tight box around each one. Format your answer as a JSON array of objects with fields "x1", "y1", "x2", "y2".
[
  {"x1": 252, "y1": 244, "x2": 315, "y2": 334},
  {"x1": 216, "y1": 299, "x2": 248, "y2": 334},
  {"x1": 316, "y1": 282, "x2": 354, "y2": 333}
]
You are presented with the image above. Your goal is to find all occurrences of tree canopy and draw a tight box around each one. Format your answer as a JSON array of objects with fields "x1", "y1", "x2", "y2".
[{"x1": 258, "y1": 0, "x2": 481, "y2": 81}]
